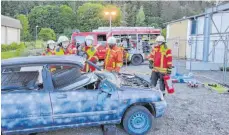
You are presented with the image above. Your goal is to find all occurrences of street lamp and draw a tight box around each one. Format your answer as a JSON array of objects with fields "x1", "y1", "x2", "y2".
[
  {"x1": 35, "y1": 25, "x2": 39, "y2": 41},
  {"x1": 104, "y1": 11, "x2": 116, "y2": 32}
]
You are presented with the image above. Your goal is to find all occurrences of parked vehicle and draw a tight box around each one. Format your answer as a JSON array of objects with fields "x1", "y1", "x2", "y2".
[
  {"x1": 71, "y1": 27, "x2": 161, "y2": 65},
  {"x1": 1, "y1": 55, "x2": 167, "y2": 135}
]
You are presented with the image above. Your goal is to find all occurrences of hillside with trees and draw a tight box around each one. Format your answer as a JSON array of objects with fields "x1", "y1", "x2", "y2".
[{"x1": 1, "y1": 1, "x2": 219, "y2": 41}]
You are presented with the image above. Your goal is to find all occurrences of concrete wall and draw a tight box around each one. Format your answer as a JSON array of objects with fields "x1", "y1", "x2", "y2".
[
  {"x1": 1, "y1": 26, "x2": 20, "y2": 44},
  {"x1": 166, "y1": 19, "x2": 189, "y2": 58},
  {"x1": 1, "y1": 26, "x2": 6, "y2": 44}
]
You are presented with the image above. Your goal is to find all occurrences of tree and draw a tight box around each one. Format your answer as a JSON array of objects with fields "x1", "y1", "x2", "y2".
[
  {"x1": 28, "y1": 5, "x2": 75, "y2": 37},
  {"x1": 63, "y1": 28, "x2": 73, "y2": 39},
  {"x1": 162, "y1": 28, "x2": 166, "y2": 38},
  {"x1": 38, "y1": 28, "x2": 56, "y2": 41},
  {"x1": 77, "y1": 3, "x2": 121, "y2": 32},
  {"x1": 136, "y1": 6, "x2": 145, "y2": 26},
  {"x1": 148, "y1": 17, "x2": 163, "y2": 28},
  {"x1": 16, "y1": 14, "x2": 31, "y2": 41},
  {"x1": 77, "y1": 3, "x2": 104, "y2": 32},
  {"x1": 125, "y1": 1, "x2": 138, "y2": 26},
  {"x1": 142, "y1": 1, "x2": 160, "y2": 25}
]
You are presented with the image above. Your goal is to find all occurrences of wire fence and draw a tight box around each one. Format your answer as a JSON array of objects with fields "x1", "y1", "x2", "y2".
[{"x1": 167, "y1": 34, "x2": 229, "y2": 86}]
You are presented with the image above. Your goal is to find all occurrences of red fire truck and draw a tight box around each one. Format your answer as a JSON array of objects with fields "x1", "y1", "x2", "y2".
[{"x1": 71, "y1": 27, "x2": 161, "y2": 65}]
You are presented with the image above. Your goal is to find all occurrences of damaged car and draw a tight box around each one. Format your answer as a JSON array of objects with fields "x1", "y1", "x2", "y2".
[{"x1": 1, "y1": 55, "x2": 167, "y2": 135}]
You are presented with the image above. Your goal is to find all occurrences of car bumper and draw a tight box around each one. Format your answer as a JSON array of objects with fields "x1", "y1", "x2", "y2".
[{"x1": 154, "y1": 100, "x2": 167, "y2": 118}]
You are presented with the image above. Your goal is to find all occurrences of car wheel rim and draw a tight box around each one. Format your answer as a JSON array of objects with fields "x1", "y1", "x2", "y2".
[{"x1": 128, "y1": 112, "x2": 150, "y2": 133}]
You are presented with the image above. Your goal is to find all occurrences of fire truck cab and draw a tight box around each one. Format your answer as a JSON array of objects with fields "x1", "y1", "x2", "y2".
[{"x1": 71, "y1": 27, "x2": 161, "y2": 65}]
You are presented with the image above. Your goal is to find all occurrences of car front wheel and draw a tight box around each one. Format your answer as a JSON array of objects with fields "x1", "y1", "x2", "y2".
[{"x1": 123, "y1": 105, "x2": 153, "y2": 135}]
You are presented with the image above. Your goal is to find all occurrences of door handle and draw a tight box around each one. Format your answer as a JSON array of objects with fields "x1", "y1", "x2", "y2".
[{"x1": 56, "y1": 94, "x2": 67, "y2": 99}]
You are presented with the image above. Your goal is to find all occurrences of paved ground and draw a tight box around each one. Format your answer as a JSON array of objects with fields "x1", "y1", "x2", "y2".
[{"x1": 39, "y1": 63, "x2": 229, "y2": 135}]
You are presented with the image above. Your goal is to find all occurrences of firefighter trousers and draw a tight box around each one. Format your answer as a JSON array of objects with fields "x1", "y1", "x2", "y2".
[{"x1": 150, "y1": 71, "x2": 165, "y2": 92}]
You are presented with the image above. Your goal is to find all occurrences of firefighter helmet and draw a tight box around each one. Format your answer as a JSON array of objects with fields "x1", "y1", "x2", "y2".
[
  {"x1": 47, "y1": 40, "x2": 55, "y2": 45},
  {"x1": 47, "y1": 40, "x2": 56, "y2": 50},
  {"x1": 155, "y1": 35, "x2": 165, "y2": 42},
  {"x1": 85, "y1": 35, "x2": 94, "y2": 41},
  {"x1": 85, "y1": 35, "x2": 94, "y2": 46},
  {"x1": 57, "y1": 36, "x2": 69, "y2": 48},
  {"x1": 107, "y1": 37, "x2": 117, "y2": 45},
  {"x1": 57, "y1": 36, "x2": 69, "y2": 44}
]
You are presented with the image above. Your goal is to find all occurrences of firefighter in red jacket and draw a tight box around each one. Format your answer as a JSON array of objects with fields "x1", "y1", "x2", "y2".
[
  {"x1": 82, "y1": 35, "x2": 98, "y2": 72},
  {"x1": 148, "y1": 35, "x2": 172, "y2": 96},
  {"x1": 104, "y1": 37, "x2": 123, "y2": 72},
  {"x1": 42, "y1": 40, "x2": 56, "y2": 56}
]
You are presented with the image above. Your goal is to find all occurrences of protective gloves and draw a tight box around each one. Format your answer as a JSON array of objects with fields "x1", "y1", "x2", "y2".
[
  {"x1": 149, "y1": 60, "x2": 154, "y2": 69},
  {"x1": 167, "y1": 67, "x2": 172, "y2": 74}
]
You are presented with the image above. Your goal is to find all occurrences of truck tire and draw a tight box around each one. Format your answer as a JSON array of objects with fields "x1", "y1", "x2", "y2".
[
  {"x1": 123, "y1": 105, "x2": 153, "y2": 135},
  {"x1": 131, "y1": 54, "x2": 143, "y2": 66}
]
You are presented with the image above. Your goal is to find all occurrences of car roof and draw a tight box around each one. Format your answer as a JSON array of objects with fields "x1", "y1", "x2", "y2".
[{"x1": 1, "y1": 55, "x2": 85, "y2": 68}]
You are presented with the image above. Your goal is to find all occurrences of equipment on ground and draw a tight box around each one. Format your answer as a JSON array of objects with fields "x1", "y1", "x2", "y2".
[{"x1": 187, "y1": 80, "x2": 199, "y2": 88}]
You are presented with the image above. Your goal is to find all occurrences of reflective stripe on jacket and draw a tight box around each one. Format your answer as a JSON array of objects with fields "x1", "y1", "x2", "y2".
[
  {"x1": 104, "y1": 46, "x2": 123, "y2": 72},
  {"x1": 148, "y1": 44, "x2": 172, "y2": 73},
  {"x1": 82, "y1": 45, "x2": 98, "y2": 72}
]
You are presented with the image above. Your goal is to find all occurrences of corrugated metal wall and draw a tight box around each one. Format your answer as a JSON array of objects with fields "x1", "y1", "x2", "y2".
[{"x1": 186, "y1": 11, "x2": 229, "y2": 63}]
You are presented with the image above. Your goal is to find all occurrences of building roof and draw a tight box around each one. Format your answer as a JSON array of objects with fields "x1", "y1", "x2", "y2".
[
  {"x1": 1, "y1": 15, "x2": 22, "y2": 29},
  {"x1": 165, "y1": 2, "x2": 229, "y2": 25},
  {"x1": 164, "y1": 14, "x2": 205, "y2": 25}
]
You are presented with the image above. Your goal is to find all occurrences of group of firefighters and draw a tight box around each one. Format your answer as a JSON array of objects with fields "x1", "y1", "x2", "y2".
[{"x1": 42, "y1": 35, "x2": 172, "y2": 96}]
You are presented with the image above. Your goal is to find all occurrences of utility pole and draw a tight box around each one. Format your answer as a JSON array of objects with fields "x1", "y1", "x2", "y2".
[{"x1": 35, "y1": 25, "x2": 39, "y2": 41}]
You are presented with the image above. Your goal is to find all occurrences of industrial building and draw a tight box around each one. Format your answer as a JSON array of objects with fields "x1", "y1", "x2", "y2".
[
  {"x1": 166, "y1": 3, "x2": 229, "y2": 70},
  {"x1": 1, "y1": 15, "x2": 22, "y2": 44}
]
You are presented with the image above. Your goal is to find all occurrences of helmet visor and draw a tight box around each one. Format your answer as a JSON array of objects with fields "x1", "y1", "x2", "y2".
[
  {"x1": 85, "y1": 39, "x2": 93, "y2": 46},
  {"x1": 49, "y1": 43, "x2": 56, "y2": 50},
  {"x1": 62, "y1": 41, "x2": 69, "y2": 48}
]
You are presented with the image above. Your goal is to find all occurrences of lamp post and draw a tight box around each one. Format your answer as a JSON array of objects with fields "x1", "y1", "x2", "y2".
[
  {"x1": 104, "y1": 11, "x2": 116, "y2": 32},
  {"x1": 35, "y1": 25, "x2": 39, "y2": 41}
]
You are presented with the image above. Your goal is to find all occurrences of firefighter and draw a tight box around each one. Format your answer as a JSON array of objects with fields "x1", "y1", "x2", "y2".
[
  {"x1": 42, "y1": 40, "x2": 57, "y2": 72},
  {"x1": 42, "y1": 40, "x2": 56, "y2": 56},
  {"x1": 56, "y1": 36, "x2": 76, "y2": 55},
  {"x1": 104, "y1": 37, "x2": 123, "y2": 72},
  {"x1": 82, "y1": 35, "x2": 98, "y2": 72},
  {"x1": 148, "y1": 35, "x2": 172, "y2": 96}
]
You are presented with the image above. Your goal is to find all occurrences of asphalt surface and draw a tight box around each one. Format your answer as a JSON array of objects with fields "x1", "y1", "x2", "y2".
[{"x1": 39, "y1": 63, "x2": 229, "y2": 135}]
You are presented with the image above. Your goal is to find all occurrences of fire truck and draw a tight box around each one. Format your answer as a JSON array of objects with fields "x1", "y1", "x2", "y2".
[{"x1": 71, "y1": 27, "x2": 161, "y2": 65}]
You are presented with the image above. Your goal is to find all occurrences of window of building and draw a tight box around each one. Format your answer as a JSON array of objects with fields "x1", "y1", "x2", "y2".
[{"x1": 191, "y1": 19, "x2": 197, "y2": 35}]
